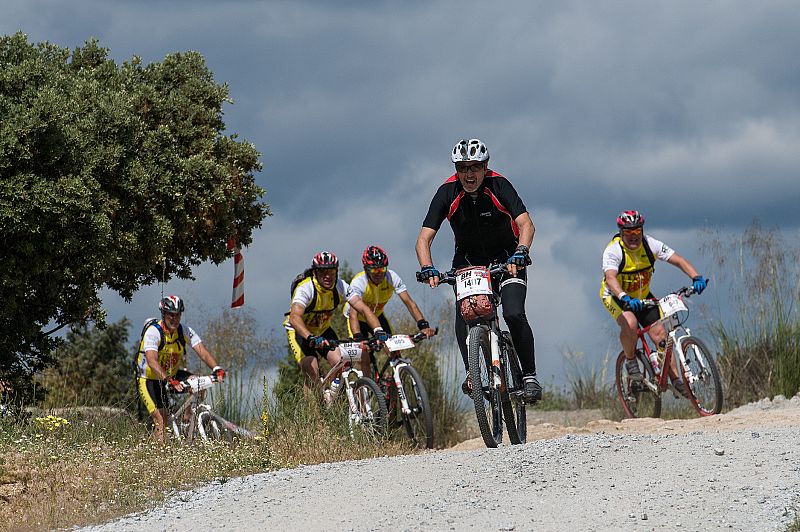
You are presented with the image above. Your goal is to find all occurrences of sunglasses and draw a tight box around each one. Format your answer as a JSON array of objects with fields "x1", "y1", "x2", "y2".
[
  {"x1": 621, "y1": 227, "x2": 643, "y2": 236},
  {"x1": 455, "y1": 162, "x2": 484, "y2": 174},
  {"x1": 366, "y1": 267, "x2": 387, "y2": 275}
]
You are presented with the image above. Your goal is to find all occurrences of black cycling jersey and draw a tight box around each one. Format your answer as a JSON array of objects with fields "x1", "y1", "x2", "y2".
[{"x1": 422, "y1": 171, "x2": 527, "y2": 264}]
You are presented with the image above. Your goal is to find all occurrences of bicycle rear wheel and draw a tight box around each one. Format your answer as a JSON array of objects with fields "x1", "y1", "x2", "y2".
[
  {"x1": 501, "y1": 332, "x2": 526, "y2": 445},
  {"x1": 397, "y1": 365, "x2": 434, "y2": 449},
  {"x1": 615, "y1": 350, "x2": 661, "y2": 418},
  {"x1": 679, "y1": 336, "x2": 723, "y2": 416},
  {"x1": 468, "y1": 324, "x2": 503, "y2": 448},
  {"x1": 352, "y1": 378, "x2": 389, "y2": 437}
]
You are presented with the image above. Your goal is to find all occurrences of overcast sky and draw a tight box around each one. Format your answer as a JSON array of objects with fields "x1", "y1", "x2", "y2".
[{"x1": 5, "y1": 1, "x2": 800, "y2": 384}]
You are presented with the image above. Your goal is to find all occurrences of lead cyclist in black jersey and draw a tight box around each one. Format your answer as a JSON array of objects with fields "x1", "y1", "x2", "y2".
[{"x1": 415, "y1": 138, "x2": 541, "y2": 403}]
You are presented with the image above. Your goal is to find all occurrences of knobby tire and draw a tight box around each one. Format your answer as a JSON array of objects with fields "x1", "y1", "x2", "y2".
[
  {"x1": 353, "y1": 378, "x2": 389, "y2": 437},
  {"x1": 615, "y1": 350, "x2": 661, "y2": 419},
  {"x1": 501, "y1": 333, "x2": 526, "y2": 444},
  {"x1": 679, "y1": 336, "x2": 723, "y2": 416},
  {"x1": 468, "y1": 325, "x2": 503, "y2": 448},
  {"x1": 397, "y1": 364, "x2": 434, "y2": 449}
]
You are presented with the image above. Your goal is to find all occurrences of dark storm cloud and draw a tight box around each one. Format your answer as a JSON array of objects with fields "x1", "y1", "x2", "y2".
[{"x1": 4, "y1": 1, "x2": 800, "y2": 381}]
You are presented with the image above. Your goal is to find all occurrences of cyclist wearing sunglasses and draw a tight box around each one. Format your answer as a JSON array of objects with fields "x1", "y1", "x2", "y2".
[
  {"x1": 415, "y1": 138, "x2": 541, "y2": 403},
  {"x1": 345, "y1": 245, "x2": 436, "y2": 340},
  {"x1": 600, "y1": 210, "x2": 708, "y2": 393}
]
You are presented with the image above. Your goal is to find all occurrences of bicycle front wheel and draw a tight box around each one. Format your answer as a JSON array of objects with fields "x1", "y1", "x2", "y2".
[
  {"x1": 352, "y1": 378, "x2": 389, "y2": 437},
  {"x1": 679, "y1": 336, "x2": 723, "y2": 416},
  {"x1": 501, "y1": 332, "x2": 526, "y2": 445},
  {"x1": 197, "y1": 410, "x2": 232, "y2": 442},
  {"x1": 468, "y1": 324, "x2": 503, "y2": 448},
  {"x1": 615, "y1": 350, "x2": 661, "y2": 418},
  {"x1": 398, "y1": 365, "x2": 434, "y2": 449}
]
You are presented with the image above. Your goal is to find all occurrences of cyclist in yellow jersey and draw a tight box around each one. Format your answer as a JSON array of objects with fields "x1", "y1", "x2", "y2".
[
  {"x1": 345, "y1": 245, "x2": 436, "y2": 342},
  {"x1": 600, "y1": 211, "x2": 708, "y2": 394},
  {"x1": 285, "y1": 251, "x2": 387, "y2": 391},
  {"x1": 135, "y1": 295, "x2": 225, "y2": 442}
]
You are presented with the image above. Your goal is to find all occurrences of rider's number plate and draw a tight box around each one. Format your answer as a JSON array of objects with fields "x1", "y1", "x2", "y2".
[
  {"x1": 659, "y1": 294, "x2": 687, "y2": 317},
  {"x1": 455, "y1": 267, "x2": 492, "y2": 300},
  {"x1": 339, "y1": 342, "x2": 364, "y2": 361},
  {"x1": 385, "y1": 335, "x2": 414, "y2": 352}
]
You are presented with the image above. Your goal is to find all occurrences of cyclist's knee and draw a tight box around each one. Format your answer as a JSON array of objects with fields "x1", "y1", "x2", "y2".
[{"x1": 617, "y1": 313, "x2": 638, "y2": 331}]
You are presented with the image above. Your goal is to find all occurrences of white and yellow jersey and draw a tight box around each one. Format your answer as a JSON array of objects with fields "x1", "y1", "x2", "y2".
[
  {"x1": 600, "y1": 234, "x2": 674, "y2": 300},
  {"x1": 284, "y1": 276, "x2": 352, "y2": 335},
  {"x1": 343, "y1": 269, "x2": 407, "y2": 321},
  {"x1": 135, "y1": 321, "x2": 202, "y2": 379}
]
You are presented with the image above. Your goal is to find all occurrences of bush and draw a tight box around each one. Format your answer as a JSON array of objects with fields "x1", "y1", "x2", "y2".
[{"x1": 36, "y1": 318, "x2": 136, "y2": 409}]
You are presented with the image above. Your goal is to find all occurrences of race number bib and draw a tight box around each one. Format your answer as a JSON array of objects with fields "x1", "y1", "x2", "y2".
[
  {"x1": 455, "y1": 267, "x2": 492, "y2": 300},
  {"x1": 659, "y1": 294, "x2": 687, "y2": 317},
  {"x1": 339, "y1": 342, "x2": 364, "y2": 362},
  {"x1": 385, "y1": 335, "x2": 415, "y2": 352}
]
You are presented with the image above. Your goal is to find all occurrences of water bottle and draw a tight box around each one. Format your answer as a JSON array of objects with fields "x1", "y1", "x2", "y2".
[
  {"x1": 649, "y1": 351, "x2": 661, "y2": 375},
  {"x1": 330, "y1": 377, "x2": 341, "y2": 396}
]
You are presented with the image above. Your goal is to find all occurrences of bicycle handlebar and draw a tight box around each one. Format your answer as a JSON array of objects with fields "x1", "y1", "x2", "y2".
[
  {"x1": 417, "y1": 263, "x2": 510, "y2": 286},
  {"x1": 634, "y1": 286, "x2": 697, "y2": 310},
  {"x1": 167, "y1": 374, "x2": 220, "y2": 393},
  {"x1": 329, "y1": 328, "x2": 438, "y2": 351}
]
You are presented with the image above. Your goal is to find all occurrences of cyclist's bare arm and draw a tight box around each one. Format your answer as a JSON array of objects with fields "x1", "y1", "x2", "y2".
[
  {"x1": 288, "y1": 303, "x2": 319, "y2": 344},
  {"x1": 604, "y1": 270, "x2": 626, "y2": 299},
  {"x1": 508, "y1": 212, "x2": 535, "y2": 277},
  {"x1": 666, "y1": 252, "x2": 701, "y2": 280},
  {"x1": 349, "y1": 295, "x2": 383, "y2": 333},
  {"x1": 515, "y1": 212, "x2": 535, "y2": 249},
  {"x1": 415, "y1": 227, "x2": 439, "y2": 287},
  {"x1": 192, "y1": 342, "x2": 222, "y2": 381},
  {"x1": 397, "y1": 291, "x2": 435, "y2": 337},
  {"x1": 347, "y1": 305, "x2": 363, "y2": 338}
]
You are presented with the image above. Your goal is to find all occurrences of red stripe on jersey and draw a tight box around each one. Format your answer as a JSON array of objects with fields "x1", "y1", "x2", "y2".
[
  {"x1": 447, "y1": 191, "x2": 465, "y2": 220},
  {"x1": 484, "y1": 188, "x2": 520, "y2": 237}
]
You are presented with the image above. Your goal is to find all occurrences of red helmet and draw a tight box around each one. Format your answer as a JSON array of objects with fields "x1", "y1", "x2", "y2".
[
  {"x1": 362, "y1": 245, "x2": 388, "y2": 269},
  {"x1": 312, "y1": 251, "x2": 338, "y2": 269},
  {"x1": 159, "y1": 295, "x2": 185, "y2": 315},
  {"x1": 617, "y1": 210, "x2": 645, "y2": 229}
]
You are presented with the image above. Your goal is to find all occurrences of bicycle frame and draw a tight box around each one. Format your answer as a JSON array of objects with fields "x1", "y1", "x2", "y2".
[
  {"x1": 465, "y1": 270, "x2": 508, "y2": 394},
  {"x1": 636, "y1": 297, "x2": 703, "y2": 396},
  {"x1": 166, "y1": 377, "x2": 216, "y2": 442},
  {"x1": 320, "y1": 343, "x2": 377, "y2": 435},
  {"x1": 376, "y1": 332, "x2": 431, "y2": 417},
  {"x1": 166, "y1": 375, "x2": 253, "y2": 442}
]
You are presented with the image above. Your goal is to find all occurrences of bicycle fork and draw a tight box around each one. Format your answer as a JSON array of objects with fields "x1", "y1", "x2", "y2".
[
  {"x1": 392, "y1": 361, "x2": 413, "y2": 416},
  {"x1": 489, "y1": 328, "x2": 503, "y2": 390}
]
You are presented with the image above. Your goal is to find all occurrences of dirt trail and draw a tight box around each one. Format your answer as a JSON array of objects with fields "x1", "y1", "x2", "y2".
[
  {"x1": 85, "y1": 395, "x2": 800, "y2": 531},
  {"x1": 450, "y1": 394, "x2": 800, "y2": 451}
]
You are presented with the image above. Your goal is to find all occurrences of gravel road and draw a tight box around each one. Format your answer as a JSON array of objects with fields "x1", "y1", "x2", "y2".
[{"x1": 86, "y1": 396, "x2": 800, "y2": 531}]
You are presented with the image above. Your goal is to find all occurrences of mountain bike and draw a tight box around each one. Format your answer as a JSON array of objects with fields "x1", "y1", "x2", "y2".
[
  {"x1": 166, "y1": 374, "x2": 254, "y2": 443},
  {"x1": 420, "y1": 263, "x2": 527, "y2": 448},
  {"x1": 371, "y1": 330, "x2": 436, "y2": 449},
  {"x1": 320, "y1": 339, "x2": 388, "y2": 438},
  {"x1": 615, "y1": 286, "x2": 724, "y2": 418}
]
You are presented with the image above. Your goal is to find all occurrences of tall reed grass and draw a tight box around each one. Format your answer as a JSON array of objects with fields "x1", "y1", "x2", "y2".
[{"x1": 700, "y1": 221, "x2": 800, "y2": 406}]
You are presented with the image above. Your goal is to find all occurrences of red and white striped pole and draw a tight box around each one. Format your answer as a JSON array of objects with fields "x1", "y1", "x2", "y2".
[{"x1": 227, "y1": 238, "x2": 244, "y2": 308}]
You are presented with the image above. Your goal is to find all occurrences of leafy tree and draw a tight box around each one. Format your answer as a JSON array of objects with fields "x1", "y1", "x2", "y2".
[
  {"x1": 37, "y1": 318, "x2": 135, "y2": 408},
  {"x1": 0, "y1": 33, "x2": 270, "y2": 399}
]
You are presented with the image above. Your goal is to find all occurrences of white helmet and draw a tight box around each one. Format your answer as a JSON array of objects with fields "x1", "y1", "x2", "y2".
[{"x1": 451, "y1": 138, "x2": 489, "y2": 163}]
